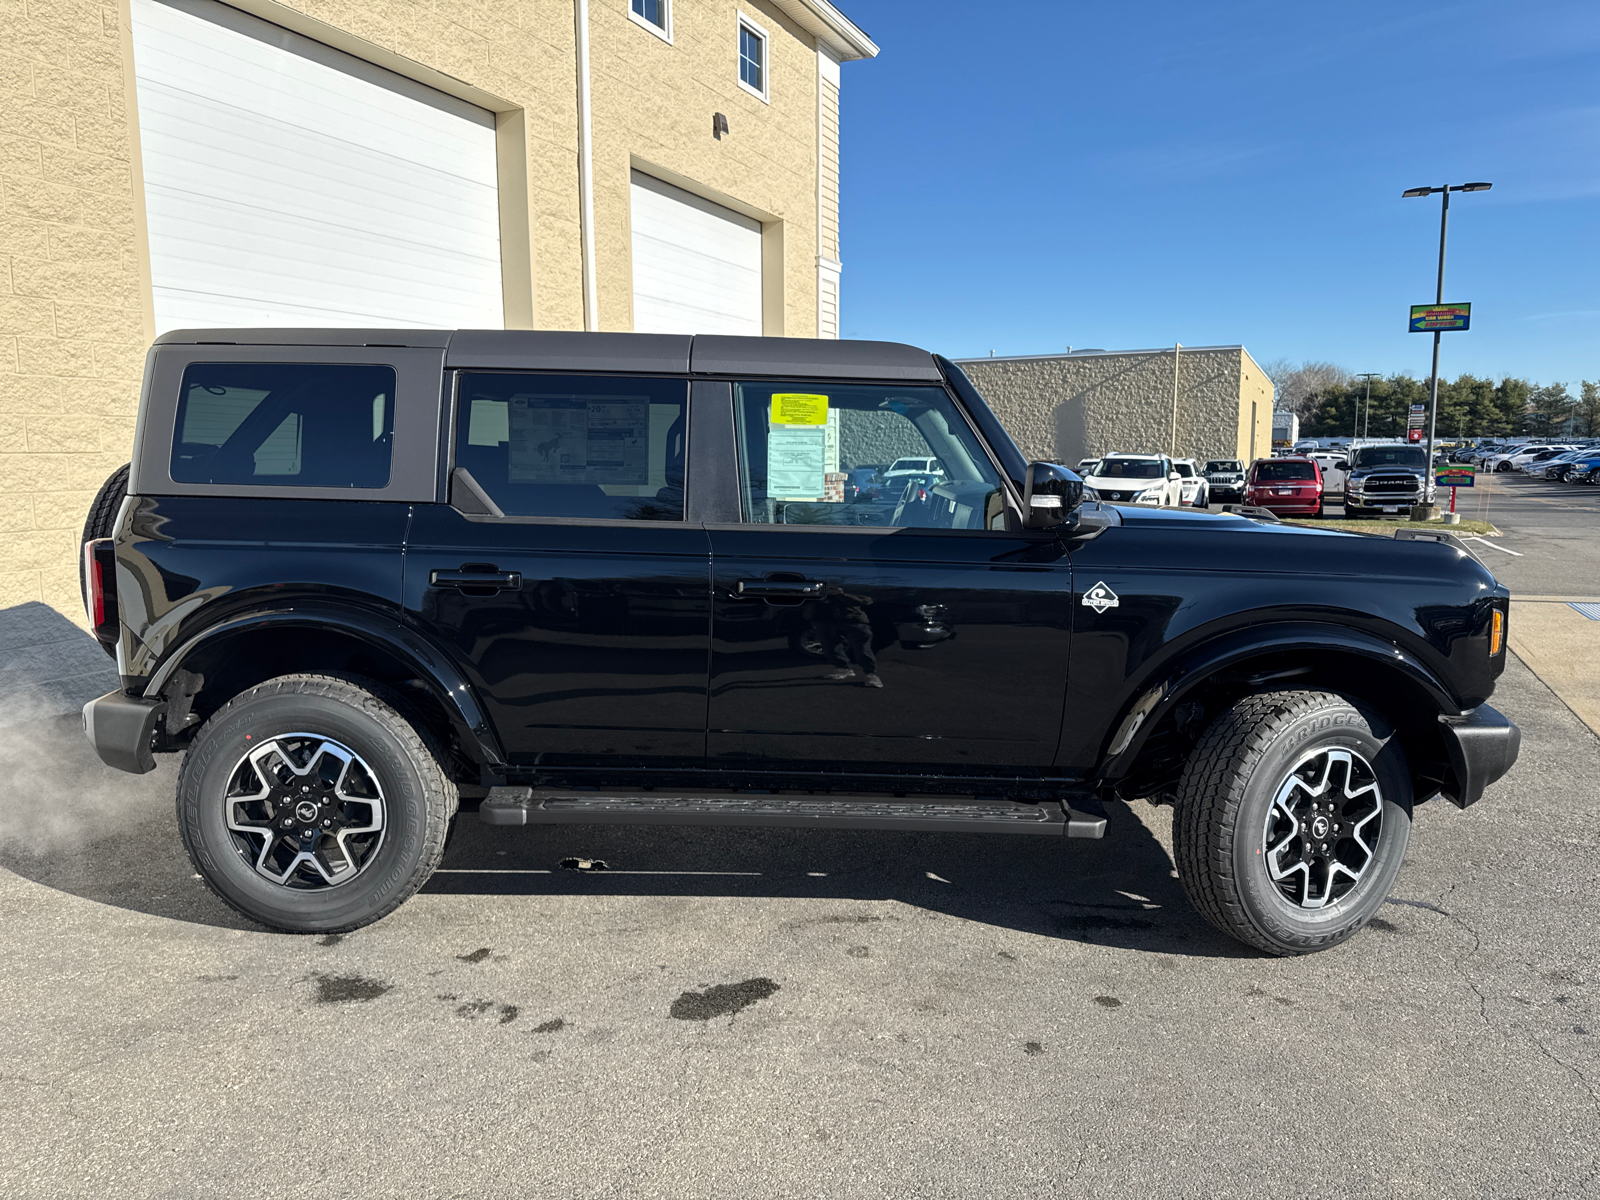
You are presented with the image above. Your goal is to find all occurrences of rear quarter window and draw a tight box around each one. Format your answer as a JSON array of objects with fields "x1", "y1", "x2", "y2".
[{"x1": 171, "y1": 362, "x2": 396, "y2": 488}]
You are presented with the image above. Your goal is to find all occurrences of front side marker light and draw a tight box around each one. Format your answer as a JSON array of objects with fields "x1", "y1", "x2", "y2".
[{"x1": 1490, "y1": 609, "x2": 1504, "y2": 655}]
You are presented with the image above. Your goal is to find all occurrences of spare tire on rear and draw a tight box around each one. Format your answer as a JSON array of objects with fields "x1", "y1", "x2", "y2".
[{"x1": 80, "y1": 463, "x2": 130, "y2": 644}]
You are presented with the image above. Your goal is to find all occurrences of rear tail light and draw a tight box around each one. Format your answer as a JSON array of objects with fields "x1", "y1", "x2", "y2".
[
  {"x1": 82, "y1": 538, "x2": 118, "y2": 646},
  {"x1": 1490, "y1": 609, "x2": 1504, "y2": 656}
]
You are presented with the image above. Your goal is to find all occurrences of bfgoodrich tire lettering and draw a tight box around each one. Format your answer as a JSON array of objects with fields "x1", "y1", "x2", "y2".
[
  {"x1": 1172, "y1": 689, "x2": 1412, "y2": 955},
  {"x1": 177, "y1": 674, "x2": 456, "y2": 933}
]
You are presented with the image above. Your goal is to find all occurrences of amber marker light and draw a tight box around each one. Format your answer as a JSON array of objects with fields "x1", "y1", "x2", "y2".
[{"x1": 1490, "y1": 609, "x2": 1504, "y2": 655}]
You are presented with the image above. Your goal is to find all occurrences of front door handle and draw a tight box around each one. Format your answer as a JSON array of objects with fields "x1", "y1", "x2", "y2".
[
  {"x1": 430, "y1": 567, "x2": 522, "y2": 592},
  {"x1": 735, "y1": 579, "x2": 825, "y2": 599}
]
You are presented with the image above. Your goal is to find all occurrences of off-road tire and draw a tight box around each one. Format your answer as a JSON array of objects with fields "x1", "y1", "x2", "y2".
[
  {"x1": 79, "y1": 463, "x2": 129, "y2": 647},
  {"x1": 177, "y1": 674, "x2": 456, "y2": 933},
  {"x1": 1172, "y1": 689, "x2": 1412, "y2": 955}
]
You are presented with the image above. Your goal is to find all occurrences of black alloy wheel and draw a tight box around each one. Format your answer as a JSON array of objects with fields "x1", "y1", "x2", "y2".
[
  {"x1": 178, "y1": 674, "x2": 456, "y2": 933},
  {"x1": 1173, "y1": 689, "x2": 1412, "y2": 955}
]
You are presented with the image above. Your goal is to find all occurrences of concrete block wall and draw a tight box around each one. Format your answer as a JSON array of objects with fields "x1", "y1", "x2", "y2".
[
  {"x1": 0, "y1": 0, "x2": 147, "y2": 628},
  {"x1": 590, "y1": 0, "x2": 822, "y2": 337},
  {"x1": 957, "y1": 347, "x2": 1273, "y2": 468}
]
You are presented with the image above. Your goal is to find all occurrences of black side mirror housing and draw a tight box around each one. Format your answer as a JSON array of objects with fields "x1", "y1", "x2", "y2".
[
  {"x1": 1023, "y1": 461, "x2": 1085, "y2": 530},
  {"x1": 1335, "y1": 460, "x2": 1349, "y2": 470}
]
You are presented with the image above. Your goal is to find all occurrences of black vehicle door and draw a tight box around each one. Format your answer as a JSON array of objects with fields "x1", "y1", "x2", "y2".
[
  {"x1": 703, "y1": 379, "x2": 1072, "y2": 774},
  {"x1": 403, "y1": 371, "x2": 710, "y2": 769}
]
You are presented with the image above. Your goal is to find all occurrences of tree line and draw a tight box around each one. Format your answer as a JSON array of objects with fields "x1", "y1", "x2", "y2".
[{"x1": 1261, "y1": 359, "x2": 1600, "y2": 440}]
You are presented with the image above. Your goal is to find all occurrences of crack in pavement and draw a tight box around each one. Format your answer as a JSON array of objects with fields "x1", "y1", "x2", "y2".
[{"x1": 1435, "y1": 882, "x2": 1600, "y2": 1194}]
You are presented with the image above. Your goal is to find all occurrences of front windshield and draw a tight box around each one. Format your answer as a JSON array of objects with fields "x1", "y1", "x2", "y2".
[
  {"x1": 1096, "y1": 459, "x2": 1165, "y2": 479},
  {"x1": 1254, "y1": 461, "x2": 1316, "y2": 481},
  {"x1": 1204, "y1": 460, "x2": 1241, "y2": 472},
  {"x1": 1352, "y1": 446, "x2": 1426, "y2": 469},
  {"x1": 1174, "y1": 463, "x2": 1194, "y2": 477}
]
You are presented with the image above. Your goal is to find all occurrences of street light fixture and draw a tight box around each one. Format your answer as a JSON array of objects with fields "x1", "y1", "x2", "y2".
[
  {"x1": 1355, "y1": 372, "x2": 1381, "y2": 442},
  {"x1": 1402, "y1": 181, "x2": 1492, "y2": 509}
]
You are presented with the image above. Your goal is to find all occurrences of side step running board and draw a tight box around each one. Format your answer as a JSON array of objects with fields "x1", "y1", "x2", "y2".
[{"x1": 479, "y1": 788, "x2": 1107, "y2": 839}]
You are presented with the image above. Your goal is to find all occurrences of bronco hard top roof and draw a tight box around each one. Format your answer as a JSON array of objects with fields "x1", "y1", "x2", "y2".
[{"x1": 150, "y1": 329, "x2": 944, "y2": 382}]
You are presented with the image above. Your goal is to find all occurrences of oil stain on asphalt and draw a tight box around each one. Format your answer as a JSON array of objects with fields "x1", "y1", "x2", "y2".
[
  {"x1": 314, "y1": 973, "x2": 392, "y2": 1004},
  {"x1": 670, "y1": 978, "x2": 780, "y2": 1021}
]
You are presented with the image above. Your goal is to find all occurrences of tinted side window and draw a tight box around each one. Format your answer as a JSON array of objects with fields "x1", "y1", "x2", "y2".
[
  {"x1": 733, "y1": 382, "x2": 1004, "y2": 529},
  {"x1": 171, "y1": 363, "x2": 395, "y2": 488},
  {"x1": 455, "y1": 373, "x2": 687, "y2": 520}
]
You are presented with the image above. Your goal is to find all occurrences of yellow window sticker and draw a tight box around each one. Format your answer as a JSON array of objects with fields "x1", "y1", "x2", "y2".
[{"x1": 770, "y1": 393, "x2": 829, "y2": 425}]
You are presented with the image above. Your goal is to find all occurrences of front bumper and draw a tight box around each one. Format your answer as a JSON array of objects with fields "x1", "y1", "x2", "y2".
[
  {"x1": 1347, "y1": 495, "x2": 1418, "y2": 511},
  {"x1": 82, "y1": 689, "x2": 164, "y2": 774},
  {"x1": 1439, "y1": 704, "x2": 1521, "y2": 809}
]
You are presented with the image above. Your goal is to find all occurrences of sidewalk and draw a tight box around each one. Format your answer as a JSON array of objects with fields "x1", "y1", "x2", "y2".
[{"x1": 1508, "y1": 596, "x2": 1600, "y2": 736}]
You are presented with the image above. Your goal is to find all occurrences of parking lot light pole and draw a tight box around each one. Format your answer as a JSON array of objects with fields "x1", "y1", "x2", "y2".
[
  {"x1": 1355, "y1": 372, "x2": 1381, "y2": 442},
  {"x1": 1402, "y1": 181, "x2": 1491, "y2": 509}
]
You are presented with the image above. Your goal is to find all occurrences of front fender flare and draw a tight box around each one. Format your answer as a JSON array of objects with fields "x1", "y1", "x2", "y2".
[
  {"x1": 142, "y1": 604, "x2": 506, "y2": 767},
  {"x1": 1096, "y1": 621, "x2": 1462, "y2": 785}
]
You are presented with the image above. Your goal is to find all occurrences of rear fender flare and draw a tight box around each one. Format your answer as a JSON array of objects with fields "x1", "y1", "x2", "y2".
[
  {"x1": 142, "y1": 605, "x2": 506, "y2": 767},
  {"x1": 1096, "y1": 621, "x2": 1460, "y2": 784}
]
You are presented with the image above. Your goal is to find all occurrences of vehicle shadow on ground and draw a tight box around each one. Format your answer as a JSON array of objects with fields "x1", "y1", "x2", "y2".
[
  {"x1": 0, "y1": 717, "x2": 1247, "y2": 955},
  {"x1": 421, "y1": 805, "x2": 1251, "y2": 959},
  {"x1": 0, "y1": 607, "x2": 1245, "y2": 955}
]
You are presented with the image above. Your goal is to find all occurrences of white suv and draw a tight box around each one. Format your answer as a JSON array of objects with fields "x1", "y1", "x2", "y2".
[
  {"x1": 1172, "y1": 458, "x2": 1209, "y2": 507},
  {"x1": 1083, "y1": 453, "x2": 1183, "y2": 507}
]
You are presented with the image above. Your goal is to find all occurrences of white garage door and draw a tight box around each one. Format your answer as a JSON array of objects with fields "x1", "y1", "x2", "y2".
[
  {"x1": 630, "y1": 171, "x2": 762, "y2": 335},
  {"x1": 130, "y1": 0, "x2": 503, "y2": 334}
]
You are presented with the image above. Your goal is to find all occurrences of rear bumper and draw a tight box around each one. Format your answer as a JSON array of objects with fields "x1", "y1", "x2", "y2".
[
  {"x1": 82, "y1": 689, "x2": 164, "y2": 774},
  {"x1": 1439, "y1": 704, "x2": 1521, "y2": 809},
  {"x1": 1248, "y1": 499, "x2": 1322, "y2": 515}
]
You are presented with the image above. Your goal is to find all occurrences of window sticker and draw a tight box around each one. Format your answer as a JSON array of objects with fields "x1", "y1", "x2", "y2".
[
  {"x1": 770, "y1": 393, "x2": 829, "y2": 425},
  {"x1": 508, "y1": 395, "x2": 650, "y2": 484},
  {"x1": 767, "y1": 399, "x2": 839, "y2": 501},
  {"x1": 769, "y1": 426, "x2": 828, "y2": 499}
]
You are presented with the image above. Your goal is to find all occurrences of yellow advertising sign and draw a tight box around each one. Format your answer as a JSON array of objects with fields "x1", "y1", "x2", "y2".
[{"x1": 771, "y1": 393, "x2": 829, "y2": 425}]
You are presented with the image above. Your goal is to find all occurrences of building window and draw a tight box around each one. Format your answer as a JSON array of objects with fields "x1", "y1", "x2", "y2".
[
  {"x1": 737, "y1": 14, "x2": 768, "y2": 101},
  {"x1": 629, "y1": 0, "x2": 671, "y2": 42}
]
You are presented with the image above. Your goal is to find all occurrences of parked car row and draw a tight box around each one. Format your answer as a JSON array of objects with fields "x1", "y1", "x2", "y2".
[
  {"x1": 1448, "y1": 439, "x2": 1600, "y2": 471},
  {"x1": 1076, "y1": 439, "x2": 1499, "y2": 519},
  {"x1": 1524, "y1": 448, "x2": 1600, "y2": 484}
]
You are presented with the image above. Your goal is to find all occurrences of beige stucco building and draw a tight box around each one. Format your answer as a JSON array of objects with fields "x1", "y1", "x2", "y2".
[
  {"x1": 1, "y1": 0, "x2": 874, "y2": 627},
  {"x1": 955, "y1": 346, "x2": 1274, "y2": 469}
]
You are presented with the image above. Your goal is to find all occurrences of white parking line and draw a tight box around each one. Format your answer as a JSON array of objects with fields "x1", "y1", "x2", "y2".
[{"x1": 1462, "y1": 536, "x2": 1523, "y2": 556}]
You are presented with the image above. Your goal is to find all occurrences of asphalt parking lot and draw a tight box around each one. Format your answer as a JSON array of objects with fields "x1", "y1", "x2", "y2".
[{"x1": 1, "y1": 480, "x2": 1597, "y2": 1199}]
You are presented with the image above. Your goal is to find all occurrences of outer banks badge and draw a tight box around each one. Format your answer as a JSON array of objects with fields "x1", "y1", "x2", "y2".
[{"x1": 1082, "y1": 582, "x2": 1119, "y2": 614}]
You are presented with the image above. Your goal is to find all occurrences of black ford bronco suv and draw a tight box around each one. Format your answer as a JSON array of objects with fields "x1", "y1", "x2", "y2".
[{"x1": 80, "y1": 329, "x2": 1520, "y2": 954}]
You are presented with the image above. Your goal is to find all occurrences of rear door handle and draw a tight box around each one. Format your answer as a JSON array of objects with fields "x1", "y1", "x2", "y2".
[
  {"x1": 735, "y1": 579, "x2": 825, "y2": 599},
  {"x1": 430, "y1": 567, "x2": 522, "y2": 592}
]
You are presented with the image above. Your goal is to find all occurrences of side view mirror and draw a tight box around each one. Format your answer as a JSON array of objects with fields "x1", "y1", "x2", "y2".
[
  {"x1": 1335, "y1": 460, "x2": 1349, "y2": 470},
  {"x1": 1023, "y1": 461, "x2": 1085, "y2": 530}
]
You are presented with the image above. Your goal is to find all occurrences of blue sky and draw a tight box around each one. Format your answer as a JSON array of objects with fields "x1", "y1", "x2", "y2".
[{"x1": 835, "y1": 0, "x2": 1600, "y2": 387}]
